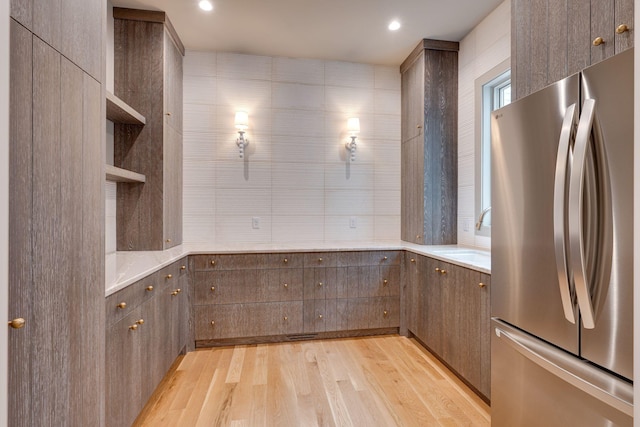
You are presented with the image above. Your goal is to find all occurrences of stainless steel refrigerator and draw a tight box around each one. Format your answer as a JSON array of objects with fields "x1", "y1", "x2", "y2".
[{"x1": 490, "y1": 48, "x2": 634, "y2": 426}]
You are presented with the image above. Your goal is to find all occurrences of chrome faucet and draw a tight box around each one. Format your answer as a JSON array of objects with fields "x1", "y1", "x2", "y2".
[{"x1": 476, "y1": 206, "x2": 492, "y2": 230}]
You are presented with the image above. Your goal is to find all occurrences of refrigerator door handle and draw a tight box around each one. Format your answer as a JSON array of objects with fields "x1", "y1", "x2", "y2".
[
  {"x1": 568, "y1": 98, "x2": 613, "y2": 329},
  {"x1": 553, "y1": 103, "x2": 577, "y2": 324},
  {"x1": 494, "y1": 325, "x2": 634, "y2": 417}
]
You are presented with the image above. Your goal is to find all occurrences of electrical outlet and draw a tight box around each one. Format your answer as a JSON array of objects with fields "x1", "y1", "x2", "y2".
[
  {"x1": 252, "y1": 217, "x2": 260, "y2": 229},
  {"x1": 463, "y1": 219, "x2": 470, "y2": 232},
  {"x1": 349, "y1": 216, "x2": 357, "y2": 229}
]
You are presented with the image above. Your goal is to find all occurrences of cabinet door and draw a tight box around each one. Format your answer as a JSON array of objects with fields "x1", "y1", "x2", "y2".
[
  {"x1": 106, "y1": 308, "x2": 143, "y2": 427},
  {"x1": 163, "y1": 122, "x2": 182, "y2": 249},
  {"x1": 163, "y1": 29, "x2": 183, "y2": 133},
  {"x1": 614, "y1": 0, "x2": 634, "y2": 52},
  {"x1": 404, "y1": 254, "x2": 419, "y2": 334},
  {"x1": 591, "y1": 0, "x2": 616, "y2": 64},
  {"x1": 422, "y1": 258, "x2": 444, "y2": 356},
  {"x1": 401, "y1": 55, "x2": 423, "y2": 142},
  {"x1": 401, "y1": 137, "x2": 425, "y2": 243}
]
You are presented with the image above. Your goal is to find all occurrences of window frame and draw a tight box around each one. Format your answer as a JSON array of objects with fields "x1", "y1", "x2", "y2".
[{"x1": 474, "y1": 59, "x2": 511, "y2": 238}]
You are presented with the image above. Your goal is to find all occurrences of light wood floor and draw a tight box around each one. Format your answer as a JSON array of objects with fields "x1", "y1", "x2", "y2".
[{"x1": 136, "y1": 335, "x2": 490, "y2": 426}]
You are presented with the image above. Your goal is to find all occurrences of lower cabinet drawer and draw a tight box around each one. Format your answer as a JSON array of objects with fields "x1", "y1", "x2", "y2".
[{"x1": 195, "y1": 302, "x2": 303, "y2": 340}]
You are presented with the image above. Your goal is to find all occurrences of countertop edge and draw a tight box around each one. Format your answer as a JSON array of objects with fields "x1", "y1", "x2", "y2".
[{"x1": 106, "y1": 241, "x2": 491, "y2": 296}]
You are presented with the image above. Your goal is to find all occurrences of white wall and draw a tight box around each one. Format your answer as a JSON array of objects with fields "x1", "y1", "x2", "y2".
[
  {"x1": 633, "y1": 1, "x2": 639, "y2": 424},
  {"x1": 0, "y1": 0, "x2": 9, "y2": 425},
  {"x1": 456, "y1": 0, "x2": 510, "y2": 249},
  {"x1": 182, "y1": 53, "x2": 401, "y2": 245}
]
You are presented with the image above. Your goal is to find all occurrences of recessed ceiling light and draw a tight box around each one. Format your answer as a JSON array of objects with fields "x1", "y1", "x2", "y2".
[
  {"x1": 199, "y1": 0, "x2": 213, "y2": 11},
  {"x1": 388, "y1": 20, "x2": 401, "y2": 31}
]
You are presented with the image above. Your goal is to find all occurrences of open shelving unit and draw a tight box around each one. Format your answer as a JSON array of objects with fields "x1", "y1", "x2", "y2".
[{"x1": 105, "y1": 91, "x2": 146, "y2": 183}]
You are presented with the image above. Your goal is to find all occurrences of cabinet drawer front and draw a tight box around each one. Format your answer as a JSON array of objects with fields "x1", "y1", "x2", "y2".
[
  {"x1": 193, "y1": 254, "x2": 258, "y2": 270},
  {"x1": 266, "y1": 268, "x2": 304, "y2": 302},
  {"x1": 256, "y1": 253, "x2": 304, "y2": 269},
  {"x1": 364, "y1": 250, "x2": 402, "y2": 266},
  {"x1": 380, "y1": 264, "x2": 401, "y2": 297},
  {"x1": 106, "y1": 276, "x2": 157, "y2": 326},
  {"x1": 303, "y1": 267, "x2": 337, "y2": 300},
  {"x1": 303, "y1": 252, "x2": 337, "y2": 267},
  {"x1": 195, "y1": 302, "x2": 302, "y2": 340},
  {"x1": 194, "y1": 270, "x2": 260, "y2": 305},
  {"x1": 303, "y1": 299, "x2": 337, "y2": 333}
]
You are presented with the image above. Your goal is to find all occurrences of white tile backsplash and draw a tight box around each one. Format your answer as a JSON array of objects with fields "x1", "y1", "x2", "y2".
[{"x1": 183, "y1": 50, "x2": 400, "y2": 245}]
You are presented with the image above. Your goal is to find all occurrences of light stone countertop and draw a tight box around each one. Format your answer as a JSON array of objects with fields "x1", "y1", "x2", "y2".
[{"x1": 106, "y1": 241, "x2": 491, "y2": 297}]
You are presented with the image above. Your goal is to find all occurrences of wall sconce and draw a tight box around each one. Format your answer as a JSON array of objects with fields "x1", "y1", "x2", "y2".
[
  {"x1": 235, "y1": 111, "x2": 249, "y2": 158},
  {"x1": 345, "y1": 117, "x2": 360, "y2": 161}
]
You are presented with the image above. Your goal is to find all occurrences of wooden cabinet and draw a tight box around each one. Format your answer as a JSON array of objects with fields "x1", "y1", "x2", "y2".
[
  {"x1": 8, "y1": 17, "x2": 104, "y2": 427},
  {"x1": 113, "y1": 8, "x2": 184, "y2": 250},
  {"x1": 512, "y1": 0, "x2": 633, "y2": 100},
  {"x1": 193, "y1": 251, "x2": 402, "y2": 345},
  {"x1": 406, "y1": 253, "x2": 491, "y2": 400},
  {"x1": 10, "y1": 0, "x2": 103, "y2": 80},
  {"x1": 105, "y1": 258, "x2": 190, "y2": 427},
  {"x1": 400, "y1": 39, "x2": 458, "y2": 245}
]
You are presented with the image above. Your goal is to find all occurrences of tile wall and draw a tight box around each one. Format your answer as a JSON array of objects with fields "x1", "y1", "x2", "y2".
[
  {"x1": 183, "y1": 53, "x2": 401, "y2": 244},
  {"x1": 457, "y1": 0, "x2": 510, "y2": 249}
]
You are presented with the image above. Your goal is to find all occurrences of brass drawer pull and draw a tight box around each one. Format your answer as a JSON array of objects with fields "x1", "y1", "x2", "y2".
[
  {"x1": 117, "y1": 302, "x2": 127, "y2": 309},
  {"x1": 479, "y1": 282, "x2": 486, "y2": 288},
  {"x1": 210, "y1": 321, "x2": 215, "y2": 326},
  {"x1": 383, "y1": 279, "x2": 388, "y2": 286},
  {"x1": 410, "y1": 258, "x2": 415, "y2": 263},
  {"x1": 318, "y1": 314, "x2": 323, "y2": 319},
  {"x1": 181, "y1": 265, "x2": 186, "y2": 271},
  {"x1": 211, "y1": 286, "x2": 216, "y2": 292},
  {"x1": 435, "y1": 267, "x2": 441, "y2": 273},
  {"x1": 210, "y1": 260, "x2": 216, "y2": 266},
  {"x1": 318, "y1": 282, "x2": 324, "y2": 287},
  {"x1": 283, "y1": 258, "x2": 288, "y2": 264},
  {"x1": 136, "y1": 319, "x2": 144, "y2": 325},
  {"x1": 146, "y1": 285, "x2": 154, "y2": 292},
  {"x1": 129, "y1": 324, "x2": 138, "y2": 331},
  {"x1": 383, "y1": 310, "x2": 389, "y2": 317},
  {"x1": 283, "y1": 316, "x2": 289, "y2": 321},
  {"x1": 440, "y1": 270, "x2": 447, "y2": 275},
  {"x1": 166, "y1": 274, "x2": 173, "y2": 279},
  {"x1": 593, "y1": 36, "x2": 604, "y2": 46},
  {"x1": 318, "y1": 257, "x2": 323, "y2": 262},
  {"x1": 383, "y1": 256, "x2": 388, "y2": 261},
  {"x1": 283, "y1": 283, "x2": 288, "y2": 288}
]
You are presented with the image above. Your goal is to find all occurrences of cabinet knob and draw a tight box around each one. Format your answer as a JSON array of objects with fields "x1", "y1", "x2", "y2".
[
  {"x1": 211, "y1": 286, "x2": 216, "y2": 292},
  {"x1": 416, "y1": 124, "x2": 422, "y2": 129},
  {"x1": 435, "y1": 267, "x2": 441, "y2": 273},
  {"x1": 283, "y1": 316, "x2": 289, "y2": 321},
  {"x1": 616, "y1": 24, "x2": 629, "y2": 34},
  {"x1": 181, "y1": 265, "x2": 186, "y2": 271},
  {"x1": 171, "y1": 290, "x2": 178, "y2": 296},
  {"x1": 318, "y1": 314, "x2": 323, "y2": 319},
  {"x1": 416, "y1": 235, "x2": 421, "y2": 240},
  {"x1": 166, "y1": 274, "x2": 173, "y2": 279},
  {"x1": 318, "y1": 282, "x2": 324, "y2": 287},
  {"x1": 410, "y1": 258, "x2": 415, "y2": 263},
  {"x1": 146, "y1": 285, "x2": 154, "y2": 292},
  {"x1": 383, "y1": 310, "x2": 388, "y2": 317},
  {"x1": 283, "y1": 283, "x2": 288, "y2": 288},
  {"x1": 117, "y1": 302, "x2": 127, "y2": 309},
  {"x1": 383, "y1": 279, "x2": 388, "y2": 286},
  {"x1": 166, "y1": 239, "x2": 172, "y2": 243},
  {"x1": 211, "y1": 321, "x2": 215, "y2": 326},
  {"x1": 318, "y1": 257, "x2": 323, "y2": 262},
  {"x1": 176, "y1": 288, "x2": 182, "y2": 293},
  {"x1": 210, "y1": 260, "x2": 216, "y2": 266},
  {"x1": 283, "y1": 258, "x2": 288, "y2": 264},
  {"x1": 440, "y1": 270, "x2": 447, "y2": 275},
  {"x1": 479, "y1": 282, "x2": 486, "y2": 288},
  {"x1": 8, "y1": 318, "x2": 25, "y2": 329},
  {"x1": 383, "y1": 256, "x2": 388, "y2": 261},
  {"x1": 166, "y1": 112, "x2": 172, "y2": 116},
  {"x1": 136, "y1": 319, "x2": 144, "y2": 325},
  {"x1": 129, "y1": 324, "x2": 138, "y2": 331},
  {"x1": 593, "y1": 36, "x2": 605, "y2": 46}
]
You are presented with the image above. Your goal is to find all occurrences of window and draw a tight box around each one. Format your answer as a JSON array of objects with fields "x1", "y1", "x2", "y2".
[{"x1": 475, "y1": 61, "x2": 511, "y2": 237}]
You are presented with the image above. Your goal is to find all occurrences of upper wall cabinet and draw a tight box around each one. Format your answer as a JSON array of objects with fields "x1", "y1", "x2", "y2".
[
  {"x1": 113, "y1": 8, "x2": 184, "y2": 251},
  {"x1": 10, "y1": 0, "x2": 103, "y2": 80},
  {"x1": 512, "y1": 0, "x2": 633, "y2": 100},
  {"x1": 400, "y1": 39, "x2": 459, "y2": 245}
]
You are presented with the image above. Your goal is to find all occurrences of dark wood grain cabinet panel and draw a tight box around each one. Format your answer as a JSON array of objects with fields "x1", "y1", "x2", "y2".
[
  {"x1": 8, "y1": 18, "x2": 105, "y2": 426},
  {"x1": 512, "y1": 0, "x2": 634, "y2": 100},
  {"x1": 400, "y1": 40, "x2": 458, "y2": 245},
  {"x1": 406, "y1": 253, "x2": 491, "y2": 401},
  {"x1": 114, "y1": 9, "x2": 184, "y2": 250}
]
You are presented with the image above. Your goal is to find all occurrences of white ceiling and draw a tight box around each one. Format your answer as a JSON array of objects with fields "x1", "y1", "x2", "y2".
[{"x1": 111, "y1": 0, "x2": 504, "y2": 66}]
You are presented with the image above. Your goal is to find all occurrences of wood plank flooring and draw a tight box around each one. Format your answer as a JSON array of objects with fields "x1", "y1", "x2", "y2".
[{"x1": 136, "y1": 335, "x2": 490, "y2": 426}]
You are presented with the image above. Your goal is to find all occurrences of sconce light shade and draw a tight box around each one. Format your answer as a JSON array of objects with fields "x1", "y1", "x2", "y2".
[
  {"x1": 345, "y1": 117, "x2": 360, "y2": 162},
  {"x1": 235, "y1": 111, "x2": 249, "y2": 131},
  {"x1": 235, "y1": 111, "x2": 249, "y2": 158},
  {"x1": 347, "y1": 117, "x2": 360, "y2": 134}
]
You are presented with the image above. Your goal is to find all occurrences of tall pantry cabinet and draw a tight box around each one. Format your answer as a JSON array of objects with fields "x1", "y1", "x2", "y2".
[
  {"x1": 8, "y1": 0, "x2": 105, "y2": 425},
  {"x1": 113, "y1": 8, "x2": 184, "y2": 251},
  {"x1": 400, "y1": 39, "x2": 459, "y2": 245}
]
